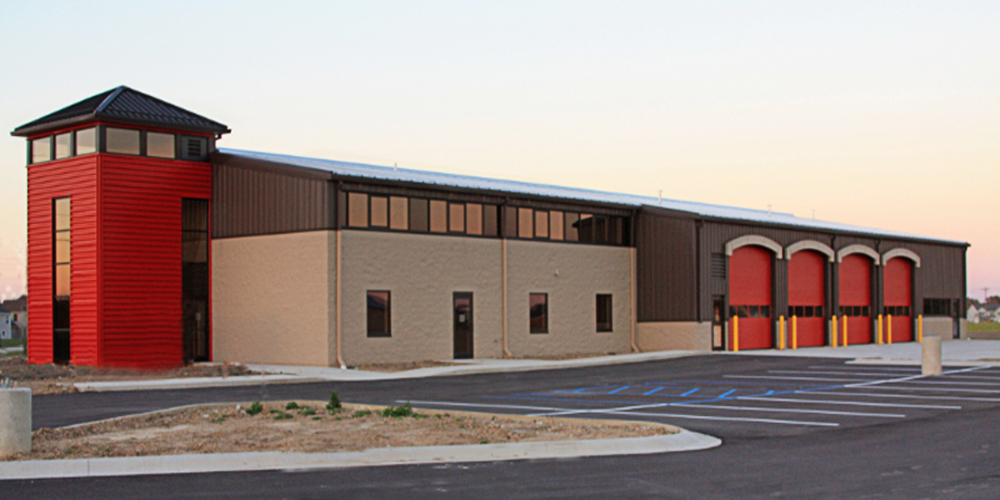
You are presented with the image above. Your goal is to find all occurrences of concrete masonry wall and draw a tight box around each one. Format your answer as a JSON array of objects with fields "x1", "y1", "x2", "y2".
[
  {"x1": 636, "y1": 321, "x2": 712, "y2": 352},
  {"x1": 211, "y1": 231, "x2": 332, "y2": 366},
  {"x1": 340, "y1": 231, "x2": 503, "y2": 364},
  {"x1": 504, "y1": 239, "x2": 632, "y2": 357}
]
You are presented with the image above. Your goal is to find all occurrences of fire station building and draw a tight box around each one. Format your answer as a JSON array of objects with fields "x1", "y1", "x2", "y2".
[{"x1": 12, "y1": 87, "x2": 969, "y2": 368}]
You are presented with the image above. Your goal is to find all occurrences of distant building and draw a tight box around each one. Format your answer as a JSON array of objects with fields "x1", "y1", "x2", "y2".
[
  {"x1": 968, "y1": 305, "x2": 980, "y2": 323},
  {"x1": 0, "y1": 307, "x2": 11, "y2": 340},
  {"x1": 11, "y1": 87, "x2": 971, "y2": 368}
]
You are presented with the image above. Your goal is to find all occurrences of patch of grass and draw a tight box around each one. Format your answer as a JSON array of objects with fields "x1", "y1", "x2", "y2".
[
  {"x1": 352, "y1": 410, "x2": 372, "y2": 418},
  {"x1": 479, "y1": 439, "x2": 489, "y2": 445},
  {"x1": 969, "y1": 322, "x2": 1000, "y2": 333},
  {"x1": 273, "y1": 411, "x2": 294, "y2": 420},
  {"x1": 244, "y1": 402, "x2": 263, "y2": 416},
  {"x1": 285, "y1": 402, "x2": 300, "y2": 410},
  {"x1": 1, "y1": 338, "x2": 26, "y2": 349},
  {"x1": 211, "y1": 414, "x2": 229, "y2": 424},
  {"x1": 299, "y1": 408, "x2": 316, "y2": 416}
]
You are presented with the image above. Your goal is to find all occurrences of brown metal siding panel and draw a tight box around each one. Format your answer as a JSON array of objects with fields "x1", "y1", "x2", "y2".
[
  {"x1": 881, "y1": 241, "x2": 965, "y2": 315},
  {"x1": 212, "y1": 161, "x2": 331, "y2": 238},
  {"x1": 635, "y1": 213, "x2": 697, "y2": 322}
]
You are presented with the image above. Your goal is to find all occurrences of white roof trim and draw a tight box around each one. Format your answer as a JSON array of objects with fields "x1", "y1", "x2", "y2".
[
  {"x1": 882, "y1": 248, "x2": 921, "y2": 268},
  {"x1": 785, "y1": 240, "x2": 835, "y2": 262},
  {"x1": 725, "y1": 235, "x2": 783, "y2": 258},
  {"x1": 837, "y1": 244, "x2": 880, "y2": 265}
]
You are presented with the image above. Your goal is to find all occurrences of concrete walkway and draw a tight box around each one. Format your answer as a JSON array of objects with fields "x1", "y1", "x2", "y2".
[
  {"x1": 0, "y1": 429, "x2": 720, "y2": 480},
  {"x1": 69, "y1": 350, "x2": 702, "y2": 392},
  {"x1": 731, "y1": 339, "x2": 1000, "y2": 365}
]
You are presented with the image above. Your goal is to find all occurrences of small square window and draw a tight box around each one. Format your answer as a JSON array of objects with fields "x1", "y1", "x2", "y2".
[
  {"x1": 429, "y1": 200, "x2": 448, "y2": 233},
  {"x1": 389, "y1": 196, "x2": 408, "y2": 230},
  {"x1": 32, "y1": 136, "x2": 51, "y2": 163},
  {"x1": 535, "y1": 211, "x2": 549, "y2": 238},
  {"x1": 147, "y1": 132, "x2": 175, "y2": 158},
  {"x1": 565, "y1": 213, "x2": 580, "y2": 241},
  {"x1": 550, "y1": 211, "x2": 564, "y2": 241},
  {"x1": 518, "y1": 208, "x2": 533, "y2": 238},
  {"x1": 749, "y1": 305, "x2": 759, "y2": 318},
  {"x1": 348, "y1": 193, "x2": 369, "y2": 227},
  {"x1": 106, "y1": 127, "x2": 140, "y2": 155},
  {"x1": 370, "y1": 196, "x2": 388, "y2": 227},
  {"x1": 75, "y1": 128, "x2": 96, "y2": 155},
  {"x1": 816, "y1": 305, "x2": 823, "y2": 317},
  {"x1": 466, "y1": 203, "x2": 483, "y2": 235},
  {"x1": 760, "y1": 305, "x2": 770, "y2": 318},
  {"x1": 409, "y1": 198, "x2": 429, "y2": 232},
  {"x1": 55, "y1": 133, "x2": 72, "y2": 159},
  {"x1": 804, "y1": 306, "x2": 814, "y2": 318},
  {"x1": 737, "y1": 305, "x2": 749, "y2": 318},
  {"x1": 367, "y1": 291, "x2": 391, "y2": 337},
  {"x1": 596, "y1": 294, "x2": 612, "y2": 332},
  {"x1": 530, "y1": 293, "x2": 548, "y2": 334},
  {"x1": 449, "y1": 203, "x2": 465, "y2": 232}
]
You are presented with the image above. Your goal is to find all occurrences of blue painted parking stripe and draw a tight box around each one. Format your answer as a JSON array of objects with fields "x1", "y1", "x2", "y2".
[
  {"x1": 719, "y1": 389, "x2": 736, "y2": 398},
  {"x1": 679, "y1": 388, "x2": 700, "y2": 397},
  {"x1": 607, "y1": 386, "x2": 630, "y2": 395},
  {"x1": 643, "y1": 387, "x2": 665, "y2": 396}
]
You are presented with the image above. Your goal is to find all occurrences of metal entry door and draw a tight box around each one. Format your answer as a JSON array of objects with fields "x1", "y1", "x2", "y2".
[
  {"x1": 712, "y1": 297, "x2": 725, "y2": 351},
  {"x1": 453, "y1": 292, "x2": 474, "y2": 359}
]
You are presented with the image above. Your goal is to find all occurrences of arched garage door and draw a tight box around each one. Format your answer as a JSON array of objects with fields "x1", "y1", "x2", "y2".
[
  {"x1": 788, "y1": 250, "x2": 826, "y2": 347},
  {"x1": 884, "y1": 257, "x2": 913, "y2": 342},
  {"x1": 839, "y1": 254, "x2": 873, "y2": 345},
  {"x1": 729, "y1": 245, "x2": 772, "y2": 350}
]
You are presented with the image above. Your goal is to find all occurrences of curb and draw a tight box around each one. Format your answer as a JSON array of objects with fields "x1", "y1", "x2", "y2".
[
  {"x1": 0, "y1": 430, "x2": 720, "y2": 480},
  {"x1": 73, "y1": 375, "x2": 323, "y2": 393}
]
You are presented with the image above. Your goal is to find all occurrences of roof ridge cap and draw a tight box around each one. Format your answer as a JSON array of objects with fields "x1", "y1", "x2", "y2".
[{"x1": 95, "y1": 86, "x2": 128, "y2": 114}]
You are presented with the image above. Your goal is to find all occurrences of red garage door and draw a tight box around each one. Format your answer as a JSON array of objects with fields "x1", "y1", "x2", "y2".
[
  {"x1": 729, "y1": 245, "x2": 772, "y2": 350},
  {"x1": 884, "y1": 257, "x2": 913, "y2": 342},
  {"x1": 839, "y1": 254, "x2": 873, "y2": 345},
  {"x1": 788, "y1": 250, "x2": 826, "y2": 347}
]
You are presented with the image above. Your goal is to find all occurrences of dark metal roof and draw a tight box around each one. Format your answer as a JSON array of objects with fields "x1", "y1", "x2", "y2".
[{"x1": 11, "y1": 86, "x2": 230, "y2": 137}]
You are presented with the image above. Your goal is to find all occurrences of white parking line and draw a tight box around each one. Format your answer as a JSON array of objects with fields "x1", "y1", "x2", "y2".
[
  {"x1": 770, "y1": 370, "x2": 901, "y2": 377},
  {"x1": 893, "y1": 380, "x2": 1000, "y2": 387},
  {"x1": 742, "y1": 396, "x2": 960, "y2": 410},
  {"x1": 405, "y1": 399, "x2": 840, "y2": 427},
  {"x1": 812, "y1": 365, "x2": 918, "y2": 372},
  {"x1": 676, "y1": 403, "x2": 905, "y2": 418},
  {"x1": 813, "y1": 391, "x2": 1000, "y2": 402},
  {"x1": 726, "y1": 375, "x2": 871, "y2": 382},
  {"x1": 847, "y1": 385, "x2": 1000, "y2": 394}
]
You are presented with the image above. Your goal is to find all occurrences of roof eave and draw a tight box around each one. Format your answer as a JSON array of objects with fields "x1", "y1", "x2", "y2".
[{"x1": 12, "y1": 114, "x2": 231, "y2": 138}]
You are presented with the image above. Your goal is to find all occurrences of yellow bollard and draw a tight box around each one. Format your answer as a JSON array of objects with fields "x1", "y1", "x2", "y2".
[
  {"x1": 842, "y1": 315, "x2": 849, "y2": 347},
  {"x1": 792, "y1": 315, "x2": 798, "y2": 350},
  {"x1": 831, "y1": 315, "x2": 838, "y2": 348},
  {"x1": 777, "y1": 316, "x2": 784, "y2": 350},
  {"x1": 733, "y1": 316, "x2": 740, "y2": 352},
  {"x1": 877, "y1": 314, "x2": 883, "y2": 345},
  {"x1": 918, "y1": 314, "x2": 923, "y2": 343},
  {"x1": 887, "y1": 314, "x2": 893, "y2": 345}
]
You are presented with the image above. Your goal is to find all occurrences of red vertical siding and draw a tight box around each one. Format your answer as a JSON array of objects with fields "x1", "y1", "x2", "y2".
[
  {"x1": 839, "y1": 254, "x2": 872, "y2": 345},
  {"x1": 100, "y1": 154, "x2": 211, "y2": 368},
  {"x1": 884, "y1": 257, "x2": 913, "y2": 342},
  {"x1": 788, "y1": 250, "x2": 825, "y2": 347},
  {"x1": 728, "y1": 245, "x2": 772, "y2": 350},
  {"x1": 27, "y1": 155, "x2": 101, "y2": 365}
]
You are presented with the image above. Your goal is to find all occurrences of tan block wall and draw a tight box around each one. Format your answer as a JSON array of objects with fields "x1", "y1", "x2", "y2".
[
  {"x1": 340, "y1": 231, "x2": 503, "y2": 364},
  {"x1": 922, "y1": 316, "x2": 958, "y2": 340},
  {"x1": 212, "y1": 231, "x2": 332, "y2": 366},
  {"x1": 505, "y1": 240, "x2": 632, "y2": 357},
  {"x1": 636, "y1": 321, "x2": 712, "y2": 352}
]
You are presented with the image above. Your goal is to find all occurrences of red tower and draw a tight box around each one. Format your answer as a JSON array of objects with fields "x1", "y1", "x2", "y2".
[{"x1": 11, "y1": 87, "x2": 229, "y2": 368}]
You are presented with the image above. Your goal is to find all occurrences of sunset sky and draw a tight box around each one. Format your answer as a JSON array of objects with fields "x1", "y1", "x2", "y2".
[{"x1": 1, "y1": 1, "x2": 997, "y2": 303}]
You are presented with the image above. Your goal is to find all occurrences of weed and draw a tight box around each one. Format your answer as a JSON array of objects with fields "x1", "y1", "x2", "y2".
[
  {"x1": 245, "y1": 402, "x2": 263, "y2": 416},
  {"x1": 212, "y1": 415, "x2": 229, "y2": 424},
  {"x1": 352, "y1": 410, "x2": 372, "y2": 418},
  {"x1": 434, "y1": 414, "x2": 443, "y2": 419},
  {"x1": 380, "y1": 402, "x2": 415, "y2": 418},
  {"x1": 270, "y1": 409, "x2": 283, "y2": 415},
  {"x1": 479, "y1": 439, "x2": 489, "y2": 445},
  {"x1": 285, "y1": 402, "x2": 300, "y2": 410},
  {"x1": 273, "y1": 412, "x2": 294, "y2": 420},
  {"x1": 459, "y1": 424, "x2": 467, "y2": 429},
  {"x1": 300, "y1": 408, "x2": 317, "y2": 416},
  {"x1": 312, "y1": 416, "x2": 322, "y2": 421},
  {"x1": 326, "y1": 391, "x2": 342, "y2": 412}
]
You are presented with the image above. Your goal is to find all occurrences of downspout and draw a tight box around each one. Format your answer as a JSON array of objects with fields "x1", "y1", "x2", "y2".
[
  {"x1": 630, "y1": 246, "x2": 639, "y2": 353},
  {"x1": 336, "y1": 228, "x2": 345, "y2": 369},
  {"x1": 502, "y1": 237, "x2": 512, "y2": 358},
  {"x1": 334, "y1": 180, "x2": 346, "y2": 369}
]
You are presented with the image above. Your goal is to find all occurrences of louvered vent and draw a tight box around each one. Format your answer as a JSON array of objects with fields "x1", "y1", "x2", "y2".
[
  {"x1": 711, "y1": 253, "x2": 726, "y2": 279},
  {"x1": 181, "y1": 136, "x2": 208, "y2": 160}
]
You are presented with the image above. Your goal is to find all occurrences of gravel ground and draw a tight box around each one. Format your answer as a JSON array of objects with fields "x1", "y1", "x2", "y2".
[{"x1": 5, "y1": 401, "x2": 675, "y2": 461}]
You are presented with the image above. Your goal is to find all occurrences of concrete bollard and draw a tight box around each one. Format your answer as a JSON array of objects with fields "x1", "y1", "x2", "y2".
[
  {"x1": 922, "y1": 336, "x2": 943, "y2": 376},
  {"x1": 0, "y1": 388, "x2": 32, "y2": 457}
]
